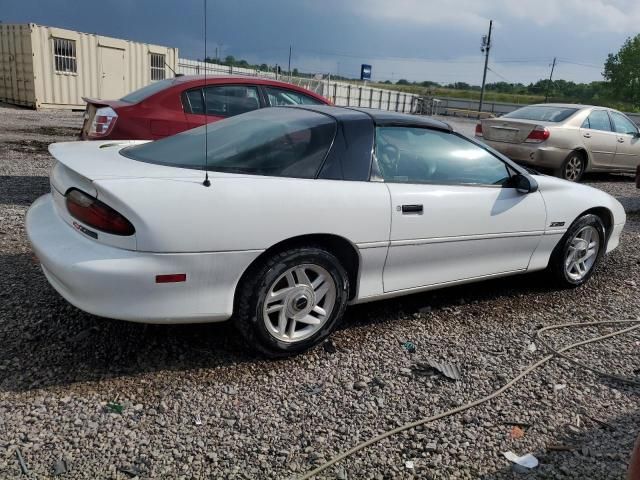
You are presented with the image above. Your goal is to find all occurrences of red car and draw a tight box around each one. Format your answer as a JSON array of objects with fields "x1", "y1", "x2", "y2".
[{"x1": 80, "y1": 76, "x2": 330, "y2": 140}]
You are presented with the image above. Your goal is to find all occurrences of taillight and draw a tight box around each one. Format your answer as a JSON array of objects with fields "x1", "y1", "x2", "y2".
[
  {"x1": 89, "y1": 106, "x2": 118, "y2": 137},
  {"x1": 525, "y1": 126, "x2": 550, "y2": 143},
  {"x1": 65, "y1": 189, "x2": 135, "y2": 236},
  {"x1": 475, "y1": 123, "x2": 483, "y2": 137}
]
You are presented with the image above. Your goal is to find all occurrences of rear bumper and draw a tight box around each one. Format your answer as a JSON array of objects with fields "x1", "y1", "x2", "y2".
[
  {"x1": 26, "y1": 194, "x2": 262, "y2": 324},
  {"x1": 482, "y1": 139, "x2": 571, "y2": 170}
]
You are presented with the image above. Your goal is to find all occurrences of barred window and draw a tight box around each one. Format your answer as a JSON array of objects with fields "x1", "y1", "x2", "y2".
[
  {"x1": 53, "y1": 38, "x2": 77, "y2": 73},
  {"x1": 150, "y1": 53, "x2": 166, "y2": 81}
]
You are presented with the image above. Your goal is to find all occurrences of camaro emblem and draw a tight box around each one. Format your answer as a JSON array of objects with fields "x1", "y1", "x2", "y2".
[
  {"x1": 73, "y1": 221, "x2": 98, "y2": 239},
  {"x1": 549, "y1": 221, "x2": 565, "y2": 227}
]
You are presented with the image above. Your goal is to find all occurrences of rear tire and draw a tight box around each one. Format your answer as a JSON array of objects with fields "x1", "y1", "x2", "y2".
[
  {"x1": 557, "y1": 151, "x2": 586, "y2": 182},
  {"x1": 548, "y1": 214, "x2": 605, "y2": 287},
  {"x1": 234, "y1": 247, "x2": 349, "y2": 357}
]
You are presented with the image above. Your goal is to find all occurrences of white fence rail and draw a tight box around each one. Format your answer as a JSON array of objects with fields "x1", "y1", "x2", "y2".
[{"x1": 177, "y1": 59, "x2": 419, "y2": 113}]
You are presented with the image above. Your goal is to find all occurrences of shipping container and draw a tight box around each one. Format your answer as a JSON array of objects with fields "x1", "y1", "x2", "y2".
[{"x1": 0, "y1": 23, "x2": 178, "y2": 109}]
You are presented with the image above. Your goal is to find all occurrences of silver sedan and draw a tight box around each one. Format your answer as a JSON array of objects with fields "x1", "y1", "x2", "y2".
[{"x1": 476, "y1": 104, "x2": 640, "y2": 182}]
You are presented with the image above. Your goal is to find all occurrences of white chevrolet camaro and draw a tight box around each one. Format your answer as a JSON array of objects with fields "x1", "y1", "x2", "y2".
[{"x1": 27, "y1": 106, "x2": 626, "y2": 356}]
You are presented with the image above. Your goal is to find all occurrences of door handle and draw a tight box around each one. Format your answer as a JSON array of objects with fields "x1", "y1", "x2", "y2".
[
  {"x1": 583, "y1": 133, "x2": 592, "y2": 138},
  {"x1": 617, "y1": 137, "x2": 625, "y2": 143},
  {"x1": 401, "y1": 204, "x2": 423, "y2": 214}
]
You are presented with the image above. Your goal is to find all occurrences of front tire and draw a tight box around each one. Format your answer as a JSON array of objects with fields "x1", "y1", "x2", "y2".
[
  {"x1": 234, "y1": 247, "x2": 349, "y2": 357},
  {"x1": 548, "y1": 214, "x2": 605, "y2": 287}
]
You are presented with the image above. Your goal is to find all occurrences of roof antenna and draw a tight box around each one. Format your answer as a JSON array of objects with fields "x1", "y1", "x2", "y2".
[{"x1": 202, "y1": 0, "x2": 211, "y2": 187}]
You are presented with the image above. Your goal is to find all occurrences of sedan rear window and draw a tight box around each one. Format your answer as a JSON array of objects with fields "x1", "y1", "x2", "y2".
[
  {"x1": 502, "y1": 106, "x2": 578, "y2": 123},
  {"x1": 121, "y1": 108, "x2": 336, "y2": 179},
  {"x1": 120, "y1": 78, "x2": 177, "y2": 103}
]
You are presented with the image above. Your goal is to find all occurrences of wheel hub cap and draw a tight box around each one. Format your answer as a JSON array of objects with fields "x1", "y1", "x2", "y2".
[
  {"x1": 293, "y1": 295, "x2": 309, "y2": 311},
  {"x1": 285, "y1": 286, "x2": 315, "y2": 319}
]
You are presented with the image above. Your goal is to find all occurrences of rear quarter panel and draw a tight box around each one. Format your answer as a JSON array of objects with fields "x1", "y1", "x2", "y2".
[
  {"x1": 110, "y1": 87, "x2": 189, "y2": 140},
  {"x1": 93, "y1": 176, "x2": 392, "y2": 253}
]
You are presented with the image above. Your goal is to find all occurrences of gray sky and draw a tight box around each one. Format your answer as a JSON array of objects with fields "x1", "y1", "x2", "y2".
[{"x1": 3, "y1": 0, "x2": 638, "y2": 84}]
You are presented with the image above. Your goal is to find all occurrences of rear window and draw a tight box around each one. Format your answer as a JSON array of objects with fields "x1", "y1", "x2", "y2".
[
  {"x1": 503, "y1": 106, "x2": 578, "y2": 123},
  {"x1": 121, "y1": 108, "x2": 337, "y2": 179},
  {"x1": 120, "y1": 78, "x2": 177, "y2": 103}
]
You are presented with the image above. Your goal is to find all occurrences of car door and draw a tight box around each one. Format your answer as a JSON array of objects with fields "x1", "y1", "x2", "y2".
[
  {"x1": 182, "y1": 84, "x2": 262, "y2": 130},
  {"x1": 377, "y1": 126, "x2": 546, "y2": 293},
  {"x1": 579, "y1": 109, "x2": 618, "y2": 169},
  {"x1": 609, "y1": 110, "x2": 640, "y2": 172}
]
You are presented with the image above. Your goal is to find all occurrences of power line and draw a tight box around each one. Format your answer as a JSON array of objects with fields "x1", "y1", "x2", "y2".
[
  {"x1": 487, "y1": 65, "x2": 512, "y2": 83},
  {"x1": 557, "y1": 58, "x2": 602, "y2": 69}
]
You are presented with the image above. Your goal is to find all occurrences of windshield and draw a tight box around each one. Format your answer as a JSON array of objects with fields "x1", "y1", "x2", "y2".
[
  {"x1": 120, "y1": 78, "x2": 177, "y2": 103},
  {"x1": 121, "y1": 107, "x2": 337, "y2": 179},
  {"x1": 502, "y1": 106, "x2": 579, "y2": 122}
]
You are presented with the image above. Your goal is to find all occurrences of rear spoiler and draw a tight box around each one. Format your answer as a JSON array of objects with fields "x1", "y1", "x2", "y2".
[{"x1": 82, "y1": 97, "x2": 128, "y2": 108}]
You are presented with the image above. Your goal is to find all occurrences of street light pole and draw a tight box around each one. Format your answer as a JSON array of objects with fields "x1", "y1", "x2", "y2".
[{"x1": 478, "y1": 19, "x2": 493, "y2": 116}]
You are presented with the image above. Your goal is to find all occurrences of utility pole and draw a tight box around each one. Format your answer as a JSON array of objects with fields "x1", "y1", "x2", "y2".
[
  {"x1": 478, "y1": 19, "x2": 493, "y2": 116},
  {"x1": 288, "y1": 45, "x2": 292, "y2": 81},
  {"x1": 545, "y1": 57, "x2": 557, "y2": 103}
]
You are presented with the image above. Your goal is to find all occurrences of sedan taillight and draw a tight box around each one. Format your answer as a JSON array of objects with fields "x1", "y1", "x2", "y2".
[
  {"x1": 524, "y1": 126, "x2": 550, "y2": 143},
  {"x1": 475, "y1": 123, "x2": 483, "y2": 137},
  {"x1": 89, "y1": 106, "x2": 118, "y2": 137},
  {"x1": 66, "y1": 189, "x2": 135, "y2": 236}
]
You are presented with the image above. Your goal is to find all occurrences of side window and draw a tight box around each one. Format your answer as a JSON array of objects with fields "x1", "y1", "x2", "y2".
[
  {"x1": 375, "y1": 127, "x2": 511, "y2": 186},
  {"x1": 150, "y1": 53, "x2": 166, "y2": 81},
  {"x1": 202, "y1": 85, "x2": 260, "y2": 117},
  {"x1": 610, "y1": 111, "x2": 638, "y2": 135},
  {"x1": 582, "y1": 110, "x2": 612, "y2": 132},
  {"x1": 264, "y1": 87, "x2": 323, "y2": 106},
  {"x1": 183, "y1": 89, "x2": 205, "y2": 114},
  {"x1": 53, "y1": 38, "x2": 77, "y2": 73}
]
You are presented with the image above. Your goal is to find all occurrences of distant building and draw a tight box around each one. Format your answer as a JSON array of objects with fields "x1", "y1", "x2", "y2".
[{"x1": 0, "y1": 23, "x2": 178, "y2": 109}]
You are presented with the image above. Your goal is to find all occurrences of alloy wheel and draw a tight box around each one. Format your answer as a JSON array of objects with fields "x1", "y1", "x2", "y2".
[
  {"x1": 564, "y1": 225, "x2": 600, "y2": 281},
  {"x1": 564, "y1": 155, "x2": 583, "y2": 181},
  {"x1": 262, "y1": 264, "x2": 337, "y2": 343}
]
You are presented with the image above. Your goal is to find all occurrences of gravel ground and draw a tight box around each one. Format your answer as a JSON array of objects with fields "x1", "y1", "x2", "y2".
[{"x1": 0, "y1": 103, "x2": 639, "y2": 479}]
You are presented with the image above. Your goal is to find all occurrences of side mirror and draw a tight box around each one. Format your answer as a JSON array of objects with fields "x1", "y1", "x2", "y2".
[
  {"x1": 513, "y1": 173, "x2": 538, "y2": 194},
  {"x1": 633, "y1": 131, "x2": 640, "y2": 138}
]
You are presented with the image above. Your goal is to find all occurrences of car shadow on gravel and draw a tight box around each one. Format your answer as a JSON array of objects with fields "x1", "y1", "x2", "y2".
[
  {"x1": 0, "y1": 175, "x2": 50, "y2": 206},
  {"x1": 340, "y1": 270, "x2": 553, "y2": 331},
  {"x1": 4, "y1": 126, "x2": 80, "y2": 137},
  {"x1": 479, "y1": 410, "x2": 639, "y2": 479},
  {"x1": 0, "y1": 139, "x2": 52, "y2": 155},
  {"x1": 0, "y1": 250, "x2": 566, "y2": 393},
  {"x1": 0, "y1": 252, "x2": 256, "y2": 392},
  {"x1": 584, "y1": 172, "x2": 635, "y2": 183}
]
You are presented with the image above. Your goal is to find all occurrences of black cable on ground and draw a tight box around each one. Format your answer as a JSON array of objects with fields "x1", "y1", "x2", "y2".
[
  {"x1": 298, "y1": 320, "x2": 640, "y2": 479},
  {"x1": 536, "y1": 320, "x2": 640, "y2": 386}
]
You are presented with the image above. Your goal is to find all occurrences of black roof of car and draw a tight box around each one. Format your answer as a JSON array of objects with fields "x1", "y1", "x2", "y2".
[{"x1": 288, "y1": 105, "x2": 452, "y2": 131}]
